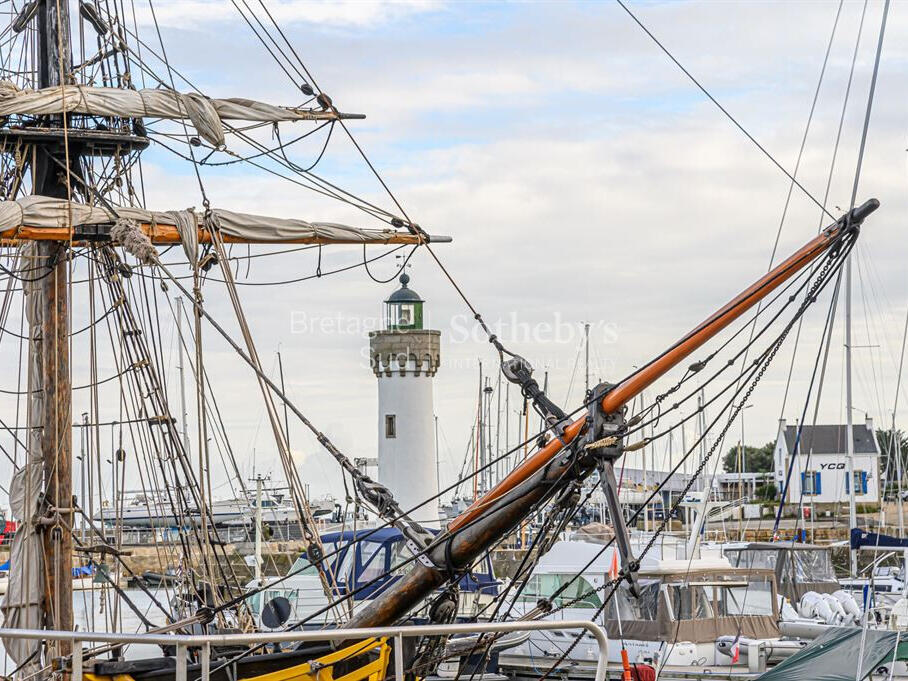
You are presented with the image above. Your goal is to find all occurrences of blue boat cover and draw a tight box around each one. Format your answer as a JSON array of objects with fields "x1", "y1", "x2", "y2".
[{"x1": 851, "y1": 527, "x2": 908, "y2": 550}]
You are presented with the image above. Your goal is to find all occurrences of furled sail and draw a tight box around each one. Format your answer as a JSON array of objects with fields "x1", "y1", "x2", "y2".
[
  {"x1": 0, "y1": 196, "x2": 435, "y2": 246},
  {"x1": 0, "y1": 243, "x2": 46, "y2": 666},
  {"x1": 0, "y1": 81, "x2": 357, "y2": 147}
]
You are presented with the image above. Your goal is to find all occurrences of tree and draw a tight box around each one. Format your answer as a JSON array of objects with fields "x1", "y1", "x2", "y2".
[{"x1": 722, "y1": 441, "x2": 775, "y2": 474}]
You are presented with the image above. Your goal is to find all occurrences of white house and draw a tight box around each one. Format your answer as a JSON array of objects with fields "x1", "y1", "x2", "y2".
[{"x1": 774, "y1": 417, "x2": 881, "y2": 505}]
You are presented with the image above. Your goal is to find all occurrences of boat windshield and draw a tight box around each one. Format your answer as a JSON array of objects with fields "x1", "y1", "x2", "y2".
[
  {"x1": 668, "y1": 576, "x2": 774, "y2": 620},
  {"x1": 717, "y1": 577, "x2": 774, "y2": 616},
  {"x1": 290, "y1": 541, "x2": 341, "y2": 577},
  {"x1": 517, "y1": 573, "x2": 603, "y2": 608}
]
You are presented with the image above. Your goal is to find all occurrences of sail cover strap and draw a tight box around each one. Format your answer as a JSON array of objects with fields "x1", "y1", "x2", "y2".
[{"x1": 167, "y1": 209, "x2": 198, "y2": 265}]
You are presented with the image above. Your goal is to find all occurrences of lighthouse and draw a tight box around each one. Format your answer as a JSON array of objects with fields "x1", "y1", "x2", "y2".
[{"x1": 369, "y1": 273, "x2": 441, "y2": 523}]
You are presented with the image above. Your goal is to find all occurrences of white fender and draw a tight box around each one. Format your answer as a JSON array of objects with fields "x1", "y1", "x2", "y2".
[
  {"x1": 799, "y1": 591, "x2": 835, "y2": 625},
  {"x1": 821, "y1": 593, "x2": 846, "y2": 624},
  {"x1": 832, "y1": 590, "x2": 862, "y2": 624}
]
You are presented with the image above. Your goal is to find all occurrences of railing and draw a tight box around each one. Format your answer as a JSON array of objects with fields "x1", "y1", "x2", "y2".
[{"x1": 0, "y1": 620, "x2": 610, "y2": 681}]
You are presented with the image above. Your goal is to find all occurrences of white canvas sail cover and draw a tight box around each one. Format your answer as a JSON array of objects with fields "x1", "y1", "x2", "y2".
[
  {"x1": 0, "y1": 196, "x2": 407, "y2": 244},
  {"x1": 0, "y1": 243, "x2": 46, "y2": 666},
  {"x1": 0, "y1": 81, "x2": 340, "y2": 146}
]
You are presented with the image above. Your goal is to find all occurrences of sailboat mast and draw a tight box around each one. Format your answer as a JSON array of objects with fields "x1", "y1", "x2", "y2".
[
  {"x1": 846, "y1": 257, "x2": 858, "y2": 577},
  {"x1": 36, "y1": 0, "x2": 74, "y2": 646}
]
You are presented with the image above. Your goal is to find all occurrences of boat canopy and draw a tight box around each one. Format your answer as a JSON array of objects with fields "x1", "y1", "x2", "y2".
[
  {"x1": 604, "y1": 567, "x2": 780, "y2": 644},
  {"x1": 756, "y1": 626, "x2": 908, "y2": 681},
  {"x1": 724, "y1": 541, "x2": 838, "y2": 601},
  {"x1": 294, "y1": 528, "x2": 499, "y2": 599},
  {"x1": 521, "y1": 541, "x2": 778, "y2": 645}
]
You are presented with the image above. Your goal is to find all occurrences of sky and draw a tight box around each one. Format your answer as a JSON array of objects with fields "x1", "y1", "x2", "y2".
[{"x1": 3, "y1": 0, "x2": 908, "y2": 512}]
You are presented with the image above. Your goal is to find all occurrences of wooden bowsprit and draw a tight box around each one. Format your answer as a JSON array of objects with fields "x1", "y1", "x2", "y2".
[{"x1": 342, "y1": 198, "x2": 879, "y2": 631}]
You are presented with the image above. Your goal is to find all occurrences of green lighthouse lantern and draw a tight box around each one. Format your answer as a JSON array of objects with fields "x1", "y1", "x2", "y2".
[{"x1": 385, "y1": 273, "x2": 424, "y2": 330}]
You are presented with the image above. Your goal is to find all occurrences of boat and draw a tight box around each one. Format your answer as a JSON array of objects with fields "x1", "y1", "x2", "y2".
[
  {"x1": 246, "y1": 527, "x2": 501, "y2": 629},
  {"x1": 92, "y1": 490, "x2": 337, "y2": 528},
  {"x1": 498, "y1": 539, "x2": 803, "y2": 679}
]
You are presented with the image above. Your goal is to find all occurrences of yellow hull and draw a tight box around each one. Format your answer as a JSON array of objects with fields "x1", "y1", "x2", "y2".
[{"x1": 84, "y1": 638, "x2": 392, "y2": 681}]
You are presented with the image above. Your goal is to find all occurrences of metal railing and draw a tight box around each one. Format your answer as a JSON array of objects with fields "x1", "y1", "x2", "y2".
[{"x1": 0, "y1": 620, "x2": 609, "y2": 681}]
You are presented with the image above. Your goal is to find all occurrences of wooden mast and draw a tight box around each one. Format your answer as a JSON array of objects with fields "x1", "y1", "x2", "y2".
[{"x1": 35, "y1": 0, "x2": 74, "y2": 649}]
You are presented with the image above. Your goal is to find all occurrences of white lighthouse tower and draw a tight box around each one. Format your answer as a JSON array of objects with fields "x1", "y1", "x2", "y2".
[{"x1": 369, "y1": 274, "x2": 441, "y2": 523}]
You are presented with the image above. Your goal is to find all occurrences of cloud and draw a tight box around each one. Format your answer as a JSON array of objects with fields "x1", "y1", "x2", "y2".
[{"x1": 132, "y1": 0, "x2": 443, "y2": 30}]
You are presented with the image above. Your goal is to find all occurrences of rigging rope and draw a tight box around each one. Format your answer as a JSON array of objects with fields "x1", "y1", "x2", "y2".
[{"x1": 615, "y1": 0, "x2": 834, "y2": 221}]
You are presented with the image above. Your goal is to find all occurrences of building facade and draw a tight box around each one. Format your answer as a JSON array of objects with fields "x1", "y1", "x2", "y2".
[{"x1": 774, "y1": 417, "x2": 881, "y2": 505}]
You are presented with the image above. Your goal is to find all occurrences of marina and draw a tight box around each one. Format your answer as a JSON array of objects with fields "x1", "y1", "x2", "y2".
[{"x1": 0, "y1": 1, "x2": 907, "y2": 681}]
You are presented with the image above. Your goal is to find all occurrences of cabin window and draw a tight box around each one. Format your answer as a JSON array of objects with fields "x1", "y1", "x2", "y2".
[
  {"x1": 518, "y1": 574, "x2": 601, "y2": 609},
  {"x1": 335, "y1": 547, "x2": 355, "y2": 584},
  {"x1": 725, "y1": 549, "x2": 778, "y2": 572},
  {"x1": 557, "y1": 575, "x2": 602, "y2": 609},
  {"x1": 716, "y1": 578, "x2": 774, "y2": 616},
  {"x1": 612, "y1": 580, "x2": 659, "y2": 621},
  {"x1": 519, "y1": 574, "x2": 559, "y2": 603},
  {"x1": 359, "y1": 542, "x2": 389, "y2": 583},
  {"x1": 668, "y1": 584, "x2": 714, "y2": 620},
  {"x1": 290, "y1": 541, "x2": 337, "y2": 577},
  {"x1": 385, "y1": 414, "x2": 397, "y2": 439}
]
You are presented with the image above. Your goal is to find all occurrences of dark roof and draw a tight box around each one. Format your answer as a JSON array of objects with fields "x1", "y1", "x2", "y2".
[
  {"x1": 386, "y1": 273, "x2": 423, "y2": 303},
  {"x1": 783, "y1": 424, "x2": 878, "y2": 455}
]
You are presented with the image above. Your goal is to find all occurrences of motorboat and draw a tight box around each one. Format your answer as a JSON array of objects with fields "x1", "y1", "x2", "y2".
[{"x1": 498, "y1": 539, "x2": 802, "y2": 679}]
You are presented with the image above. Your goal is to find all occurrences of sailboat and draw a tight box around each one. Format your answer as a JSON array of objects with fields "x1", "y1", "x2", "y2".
[{"x1": 0, "y1": 2, "x2": 896, "y2": 681}]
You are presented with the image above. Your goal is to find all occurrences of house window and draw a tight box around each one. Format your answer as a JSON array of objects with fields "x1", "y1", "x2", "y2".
[
  {"x1": 845, "y1": 470, "x2": 868, "y2": 495},
  {"x1": 801, "y1": 471, "x2": 821, "y2": 495},
  {"x1": 385, "y1": 414, "x2": 396, "y2": 439}
]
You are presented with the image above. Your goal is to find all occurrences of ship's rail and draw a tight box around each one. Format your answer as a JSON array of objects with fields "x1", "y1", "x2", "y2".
[{"x1": 0, "y1": 620, "x2": 609, "y2": 681}]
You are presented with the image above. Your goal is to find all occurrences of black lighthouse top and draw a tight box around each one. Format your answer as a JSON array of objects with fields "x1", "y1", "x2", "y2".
[{"x1": 385, "y1": 273, "x2": 424, "y2": 330}]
